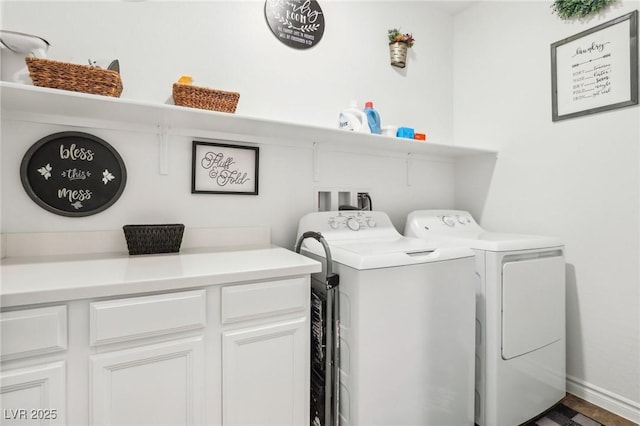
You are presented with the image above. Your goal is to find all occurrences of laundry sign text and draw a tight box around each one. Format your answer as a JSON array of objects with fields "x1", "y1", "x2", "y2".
[
  {"x1": 192, "y1": 141, "x2": 259, "y2": 195},
  {"x1": 200, "y1": 151, "x2": 251, "y2": 186}
]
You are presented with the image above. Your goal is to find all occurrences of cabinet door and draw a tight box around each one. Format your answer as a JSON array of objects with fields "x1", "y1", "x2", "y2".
[
  {"x1": 1, "y1": 306, "x2": 67, "y2": 361},
  {"x1": 0, "y1": 361, "x2": 66, "y2": 425},
  {"x1": 91, "y1": 337, "x2": 204, "y2": 426},
  {"x1": 222, "y1": 318, "x2": 308, "y2": 426}
]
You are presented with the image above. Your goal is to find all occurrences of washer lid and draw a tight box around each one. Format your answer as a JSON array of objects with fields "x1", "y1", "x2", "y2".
[
  {"x1": 297, "y1": 211, "x2": 474, "y2": 269},
  {"x1": 333, "y1": 236, "x2": 430, "y2": 255},
  {"x1": 301, "y1": 237, "x2": 474, "y2": 270}
]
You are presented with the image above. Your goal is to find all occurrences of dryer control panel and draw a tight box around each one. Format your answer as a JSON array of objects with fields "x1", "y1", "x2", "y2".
[
  {"x1": 438, "y1": 212, "x2": 474, "y2": 228},
  {"x1": 404, "y1": 210, "x2": 483, "y2": 239}
]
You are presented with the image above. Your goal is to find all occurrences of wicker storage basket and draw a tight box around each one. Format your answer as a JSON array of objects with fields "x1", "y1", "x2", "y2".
[
  {"x1": 123, "y1": 224, "x2": 185, "y2": 255},
  {"x1": 25, "y1": 57, "x2": 123, "y2": 97},
  {"x1": 172, "y1": 83, "x2": 239, "y2": 113}
]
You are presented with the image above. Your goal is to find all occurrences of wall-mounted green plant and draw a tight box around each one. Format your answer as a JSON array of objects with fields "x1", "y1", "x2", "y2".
[{"x1": 551, "y1": 0, "x2": 617, "y2": 20}]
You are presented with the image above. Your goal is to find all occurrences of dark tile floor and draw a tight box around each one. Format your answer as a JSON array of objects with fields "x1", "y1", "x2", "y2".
[{"x1": 561, "y1": 393, "x2": 638, "y2": 426}]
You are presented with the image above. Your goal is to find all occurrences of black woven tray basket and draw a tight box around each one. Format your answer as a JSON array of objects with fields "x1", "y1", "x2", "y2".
[{"x1": 123, "y1": 224, "x2": 185, "y2": 255}]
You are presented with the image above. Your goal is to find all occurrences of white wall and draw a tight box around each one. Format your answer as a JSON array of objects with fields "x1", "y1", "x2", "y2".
[
  {"x1": 453, "y1": 1, "x2": 640, "y2": 420},
  {"x1": 1, "y1": 0, "x2": 454, "y2": 141},
  {"x1": 1, "y1": 1, "x2": 462, "y2": 248},
  {"x1": 3, "y1": 0, "x2": 638, "y2": 421}
]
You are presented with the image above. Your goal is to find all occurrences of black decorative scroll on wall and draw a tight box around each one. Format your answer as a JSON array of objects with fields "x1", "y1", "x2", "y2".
[
  {"x1": 20, "y1": 131, "x2": 127, "y2": 217},
  {"x1": 264, "y1": 0, "x2": 325, "y2": 49}
]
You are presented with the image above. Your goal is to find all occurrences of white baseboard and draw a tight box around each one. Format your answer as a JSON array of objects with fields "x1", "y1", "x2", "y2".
[{"x1": 566, "y1": 374, "x2": 640, "y2": 423}]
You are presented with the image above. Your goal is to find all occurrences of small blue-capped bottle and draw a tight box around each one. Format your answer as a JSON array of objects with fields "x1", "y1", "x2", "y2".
[{"x1": 364, "y1": 101, "x2": 381, "y2": 134}]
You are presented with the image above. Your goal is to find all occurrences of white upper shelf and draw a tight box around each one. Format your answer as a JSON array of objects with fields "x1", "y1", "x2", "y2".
[{"x1": 1, "y1": 82, "x2": 497, "y2": 158}]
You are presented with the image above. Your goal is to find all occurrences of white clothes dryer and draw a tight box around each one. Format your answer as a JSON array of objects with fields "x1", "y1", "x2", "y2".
[
  {"x1": 297, "y1": 211, "x2": 477, "y2": 426},
  {"x1": 404, "y1": 210, "x2": 566, "y2": 426}
]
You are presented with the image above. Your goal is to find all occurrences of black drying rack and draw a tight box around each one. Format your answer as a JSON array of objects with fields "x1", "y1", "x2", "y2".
[{"x1": 295, "y1": 232, "x2": 340, "y2": 426}]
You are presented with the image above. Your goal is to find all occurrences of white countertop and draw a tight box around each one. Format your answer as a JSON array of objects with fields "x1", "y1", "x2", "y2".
[{"x1": 0, "y1": 246, "x2": 321, "y2": 308}]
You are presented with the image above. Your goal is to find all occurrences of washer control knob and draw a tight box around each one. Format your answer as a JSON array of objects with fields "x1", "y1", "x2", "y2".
[
  {"x1": 347, "y1": 217, "x2": 360, "y2": 231},
  {"x1": 457, "y1": 215, "x2": 470, "y2": 224},
  {"x1": 366, "y1": 218, "x2": 377, "y2": 228},
  {"x1": 441, "y1": 215, "x2": 456, "y2": 227},
  {"x1": 329, "y1": 219, "x2": 339, "y2": 229}
]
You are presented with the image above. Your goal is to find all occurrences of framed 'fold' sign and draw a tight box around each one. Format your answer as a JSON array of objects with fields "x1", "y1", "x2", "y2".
[{"x1": 191, "y1": 140, "x2": 259, "y2": 195}]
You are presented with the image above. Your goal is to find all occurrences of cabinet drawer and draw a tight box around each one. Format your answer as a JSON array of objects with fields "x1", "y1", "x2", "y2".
[
  {"x1": 221, "y1": 277, "x2": 308, "y2": 324},
  {"x1": 1, "y1": 306, "x2": 67, "y2": 360},
  {"x1": 90, "y1": 289, "x2": 206, "y2": 346}
]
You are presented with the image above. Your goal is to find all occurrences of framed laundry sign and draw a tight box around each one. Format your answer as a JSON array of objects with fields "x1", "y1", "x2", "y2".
[
  {"x1": 20, "y1": 131, "x2": 127, "y2": 217},
  {"x1": 551, "y1": 10, "x2": 638, "y2": 121},
  {"x1": 191, "y1": 141, "x2": 259, "y2": 195}
]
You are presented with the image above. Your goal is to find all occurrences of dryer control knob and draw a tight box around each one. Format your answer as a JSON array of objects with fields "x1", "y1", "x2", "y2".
[
  {"x1": 366, "y1": 218, "x2": 377, "y2": 228},
  {"x1": 346, "y1": 217, "x2": 361, "y2": 231},
  {"x1": 329, "y1": 219, "x2": 339, "y2": 229},
  {"x1": 441, "y1": 215, "x2": 456, "y2": 227}
]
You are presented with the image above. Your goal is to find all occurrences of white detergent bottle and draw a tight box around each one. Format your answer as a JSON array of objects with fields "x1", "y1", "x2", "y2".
[{"x1": 338, "y1": 100, "x2": 371, "y2": 133}]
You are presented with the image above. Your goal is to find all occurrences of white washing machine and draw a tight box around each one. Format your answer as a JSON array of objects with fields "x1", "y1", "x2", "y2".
[
  {"x1": 404, "y1": 210, "x2": 566, "y2": 426},
  {"x1": 297, "y1": 211, "x2": 477, "y2": 426}
]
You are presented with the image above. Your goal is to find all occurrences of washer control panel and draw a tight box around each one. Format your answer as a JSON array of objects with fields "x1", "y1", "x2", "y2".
[
  {"x1": 328, "y1": 211, "x2": 377, "y2": 231},
  {"x1": 298, "y1": 211, "x2": 399, "y2": 243}
]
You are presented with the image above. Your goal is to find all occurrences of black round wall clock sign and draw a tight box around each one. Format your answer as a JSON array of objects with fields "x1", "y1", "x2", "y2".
[
  {"x1": 264, "y1": 0, "x2": 325, "y2": 49},
  {"x1": 20, "y1": 131, "x2": 127, "y2": 217}
]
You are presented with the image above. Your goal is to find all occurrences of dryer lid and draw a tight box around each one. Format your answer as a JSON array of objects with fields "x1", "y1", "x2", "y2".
[{"x1": 404, "y1": 210, "x2": 563, "y2": 251}]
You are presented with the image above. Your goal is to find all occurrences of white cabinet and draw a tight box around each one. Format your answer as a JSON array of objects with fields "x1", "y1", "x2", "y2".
[
  {"x1": 91, "y1": 337, "x2": 205, "y2": 426},
  {"x1": 1, "y1": 272, "x2": 312, "y2": 426},
  {"x1": 0, "y1": 306, "x2": 67, "y2": 361},
  {"x1": 222, "y1": 319, "x2": 307, "y2": 426},
  {"x1": 89, "y1": 290, "x2": 207, "y2": 426},
  {"x1": 0, "y1": 362, "x2": 66, "y2": 425},
  {"x1": 220, "y1": 278, "x2": 309, "y2": 426},
  {"x1": 0, "y1": 306, "x2": 68, "y2": 425},
  {"x1": 89, "y1": 290, "x2": 207, "y2": 346}
]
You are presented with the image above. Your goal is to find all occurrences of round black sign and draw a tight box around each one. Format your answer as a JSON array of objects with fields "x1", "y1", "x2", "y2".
[
  {"x1": 20, "y1": 132, "x2": 127, "y2": 217},
  {"x1": 264, "y1": 0, "x2": 325, "y2": 49}
]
